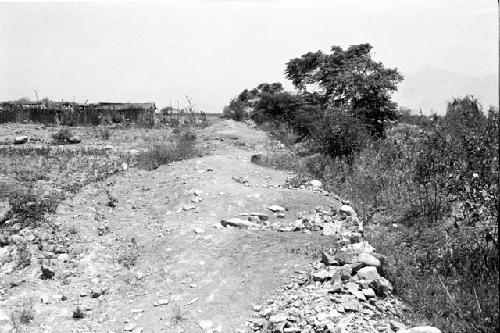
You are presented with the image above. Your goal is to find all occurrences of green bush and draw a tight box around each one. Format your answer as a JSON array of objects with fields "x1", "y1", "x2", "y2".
[
  {"x1": 322, "y1": 98, "x2": 499, "y2": 333},
  {"x1": 257, "y1": 95, "x2": 498, "y2": 332},
  {"x1": 3, "y1": 191, "x2": 61, "y2": 227},
  {"x1": 223, "y1": 100, "x2": 248, "y2": 122},
  {"x1": 311, "y1": 109, "x2": 368, "y2": 164}
]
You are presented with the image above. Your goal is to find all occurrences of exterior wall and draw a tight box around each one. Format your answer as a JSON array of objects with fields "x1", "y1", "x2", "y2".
[{"x1": 0, "y1": 103, "x2": 156, "y2": 126}]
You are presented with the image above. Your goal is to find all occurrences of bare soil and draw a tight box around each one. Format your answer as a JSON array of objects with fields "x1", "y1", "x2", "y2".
[{"x1": 0, "y1": 120, "x2": 341, "y2": 332}]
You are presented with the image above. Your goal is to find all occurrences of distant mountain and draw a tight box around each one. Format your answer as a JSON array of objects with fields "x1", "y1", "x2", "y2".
[{"x1": 393, "y1": 66, "x2": 498, "y2": 114}]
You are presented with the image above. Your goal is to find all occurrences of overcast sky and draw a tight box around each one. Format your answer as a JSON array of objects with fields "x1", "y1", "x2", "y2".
[{"x1": 0, "y1": 0, "x2": 497, "y2": 112}]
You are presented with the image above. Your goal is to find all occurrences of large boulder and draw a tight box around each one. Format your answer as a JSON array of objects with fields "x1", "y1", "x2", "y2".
[
  {"x1": 339, "y1": 205, "x2": 356, "y2": 216},
  {"x1": 356, "y1": 266, "x2": 380, "y2": 281},
  {"x1": 357, "y1": 252, "x2": 381, "y2": 267}
]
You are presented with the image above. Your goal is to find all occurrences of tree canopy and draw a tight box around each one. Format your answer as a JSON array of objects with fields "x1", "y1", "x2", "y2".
[{"x1": 285, "y1": 44, "x2": 403, "y2": 136}]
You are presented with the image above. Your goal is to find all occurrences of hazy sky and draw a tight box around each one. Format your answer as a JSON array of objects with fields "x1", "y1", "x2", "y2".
[{"x1": 0, "y1": 0, "x2": 497, "y2": 112}]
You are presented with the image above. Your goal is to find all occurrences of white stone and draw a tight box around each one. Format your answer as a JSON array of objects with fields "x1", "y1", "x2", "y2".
[
  {"x1": 309, "y1": 180, "x2": 322, "y2": 188},
  {"x1": 339, "y1": 205, "x2": 356, "y2": 216},
  {"x1": 0, "y1": 309, "x2": 9, "y2": 322},
  {"x1": 14, "y1": 136, "x2": 28, "y2": 144},
  {"x1": 220, "y1": 218, "x2": 260, "y2": 229},
  {"x1": 198, "y1": 320, "x2": 213, "y2": 330},
  {"x1": 357, "y1": 253, "x2": 381, "y2": 267},
  {"x1": 268, "y1": 205, "x2": 285, "y2": 213},
  {"x1": 269, "y1": 314, "x2": 288, "y2": 323},
  {"x1": 154, "y1": 299, "x2": 169, "y2": 306},
  {"x1": 123, "y1": 323, "x2": 136, "y2": 331},
  {"x1": 356, "y1": 266, "x2": 380, "y2": 281},
  {"x1": 182, "y1": 204, "x2": 196, "y2": 211}
]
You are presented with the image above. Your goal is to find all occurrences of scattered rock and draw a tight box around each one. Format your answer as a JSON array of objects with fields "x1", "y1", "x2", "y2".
[
  {"x1": 362, "y1": 288, "x2": 376, "y2": 299},
  {"x1": 312, "y1": 269, "x2": 330, "y2": 282},
  {"x1": 220, "y1": 218, "x2": 260, "y2": 229},
  {"x1": 390, "y1": 320, "x2": 406, "y2": 331},
  {"x1": 309, "y1": 180, "x2": 322, "y2": 189},
  {"x1": 370, "y1": 277, "x2": 393, "y2": 297},
  {"x1": 67, "y1": 136, "x2": 81, "y2": 144},
  {"x1": 339, "y1": 205, "x2": 356, "y2": 216},
  {"x1": 123, "y1": 322, "x2": 137, "y2": 331},
  {"x1": 193, "y1": 227, "x2": 206, "y2": 234},
  {"x1": 58, "y1": 253, "x2": 70, "y2": 262},
  {"x1": 182, "y1": 204, "x2": 196, "y2": 211},
  {"x1": 186, "y1": 297, "x2": 199, "y2": 305},
  {"x1": 322, "y1": 222, "x2": 341, "y2": 236},
  {"x1": 252, "y1": 304, "x2": 262, "y2": 312},
  {"x1": 269, "y1": 314, "x2": 288, "y2": 323},
  {"x1": 268, "y1": 205, "x2": 285, "y2": 213},
  {"x1": 40, "y1": 266, "x2": 55, "y2": 280},
  {"x1": 335, "y1": 251, "x2": 358, "y2": 265},
  {"x1": 344, "y1": 299, "x2": 360, "y2": 312},
  {"x1": 0, "y1": 308, "x2": 9, "y2": 321},
  {"x1": 248, "y1": 215, "x2": 260, "y2": 223},
  {"x1": 153, "y1": 299, "x2": 169, "y2": 307},
  {"x1": 198, "y1": 320, "x2": 213, "y2": 330},
  {"x1": 398, "y1": 327, "x2": 442, "y2": 333},
  {"x1": 357, "y1": 252, "x2": 381, "y2": 267},
  {"x1": 0, "y1": 201, "x2": 10, "y2": 221},
  {"x1": 250, "y1": 212, "x2": 269, "y2": 221},
  {"x1": 14, "y1": 136, "x2": 28, "y2": 144},
  {"x1": 321, "y1": 252, "x2": 338, "y2": 266},
  {"x1": 356, "y1": 266, "x2": 380, "y2": 281}
]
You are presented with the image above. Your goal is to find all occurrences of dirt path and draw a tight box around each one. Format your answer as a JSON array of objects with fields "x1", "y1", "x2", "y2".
[{"x1": 0, "y1": 121, "x2": 341, "y2": 333}]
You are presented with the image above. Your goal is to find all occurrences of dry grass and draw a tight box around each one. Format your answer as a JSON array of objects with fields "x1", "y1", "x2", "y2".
[
  {"x1": 11, "y1": 298, "x2": 35, "y2": 332},
  {"x1": 135, "y1": 131, "x2": 206, "y2": 171}
]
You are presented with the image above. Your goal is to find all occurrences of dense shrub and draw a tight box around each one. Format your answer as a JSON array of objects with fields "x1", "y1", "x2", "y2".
[
  {"x1": 2, "y1": 191, "x2": 62, "y2": 227},
  {"x1": 223, "y1": 100, "x2": 248, "y2": 121},
  {"x1": 320, "y1": 98, "x2": 498, "y2": 332},
  {"x1": 311, "y1": 109, "x2": 368, "y2": 165},
  {"x1": 257, "y1": 94, "x2": 498, "y2": 332}
]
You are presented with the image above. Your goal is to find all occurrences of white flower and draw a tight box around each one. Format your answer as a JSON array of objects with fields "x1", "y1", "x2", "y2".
[{"x1": 472, "y1": 173, "x2": 479, "y2": 178}]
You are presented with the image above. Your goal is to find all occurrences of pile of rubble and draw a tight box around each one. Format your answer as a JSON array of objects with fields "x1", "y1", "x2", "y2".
[
  {"x1": 243, "y1": 240, "x2": 404, "y2": 333},
  {"x1": 221, "y1": 201, "x2": 363, "y2": 245},
  {"x1": 231, "y1": 203, "x2": 442, "y2": 333}
]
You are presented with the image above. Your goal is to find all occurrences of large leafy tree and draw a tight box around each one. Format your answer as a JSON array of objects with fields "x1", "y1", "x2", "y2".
[{"x1": 285, "y1": 44, "x2": 403, "y2": 136}]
